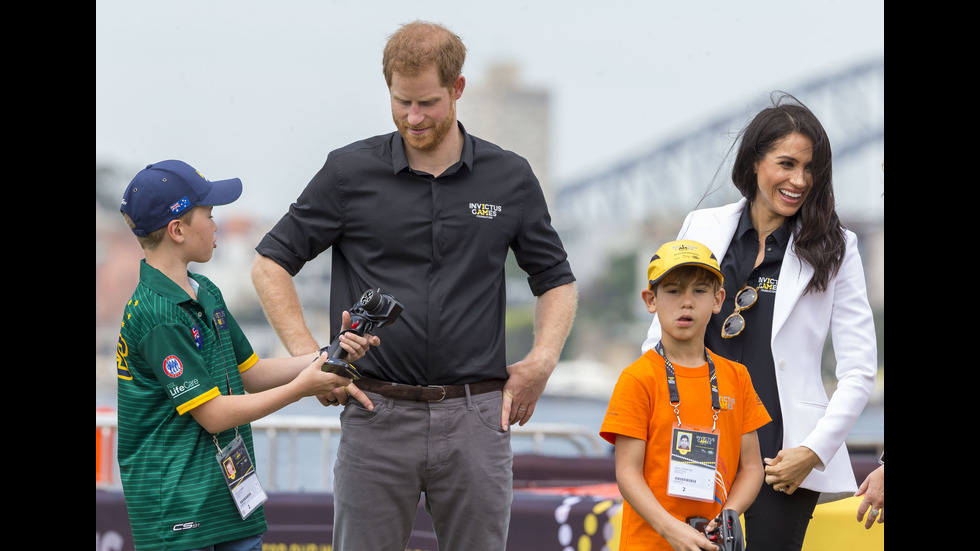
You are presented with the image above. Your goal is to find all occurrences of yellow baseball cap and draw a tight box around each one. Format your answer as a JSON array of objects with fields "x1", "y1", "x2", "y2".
[{"x1": 647, "y1": 240, "x2": 724, "y2": 287}]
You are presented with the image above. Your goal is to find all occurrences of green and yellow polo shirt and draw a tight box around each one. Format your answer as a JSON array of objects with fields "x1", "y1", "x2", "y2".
[{"x1": 115, "y1": 260, "x2": 266, "y2": 550}]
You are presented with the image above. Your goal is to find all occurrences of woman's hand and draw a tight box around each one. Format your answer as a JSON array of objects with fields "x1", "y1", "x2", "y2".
[{"x1": 764, "y1": 446, "x2": 820, "y2": 494}]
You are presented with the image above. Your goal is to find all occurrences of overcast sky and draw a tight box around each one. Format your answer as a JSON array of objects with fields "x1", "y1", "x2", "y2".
[{"x1": 96, "y1": 0, "x2": 884, "y2": 220}]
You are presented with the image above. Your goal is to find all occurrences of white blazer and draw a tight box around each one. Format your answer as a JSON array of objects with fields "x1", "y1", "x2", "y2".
[{"x1": 642, "y1": 199, "x2": 877, "y2": 500}]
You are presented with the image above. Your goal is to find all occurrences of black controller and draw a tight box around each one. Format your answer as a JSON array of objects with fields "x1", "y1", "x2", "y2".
[
  {"x1": 687, "y1": 509, "x2": 743, "y2": 551},
  {"x1": 319, "y1": 288, "x2": 403, "y2": 380}
]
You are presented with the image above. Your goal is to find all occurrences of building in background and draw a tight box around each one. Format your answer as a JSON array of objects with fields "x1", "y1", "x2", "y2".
[{"x1": 458, "y1": 62, "x2": 553, "y2": 199}]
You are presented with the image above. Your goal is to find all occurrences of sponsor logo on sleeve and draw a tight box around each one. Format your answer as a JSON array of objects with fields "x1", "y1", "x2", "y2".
[
  {"x1": 162, "y1": 355, "x2": 184, "y2": 378},
  {"x1": 168, "y1": 378, "x2": 201, "y2": 399}
]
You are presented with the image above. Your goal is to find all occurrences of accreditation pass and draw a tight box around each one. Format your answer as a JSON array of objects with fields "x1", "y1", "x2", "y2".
[
  {"x1": 666, "y1": 426, "x2": 719, "y2": 502},
  {"x1": 216, "y1": 435, "x2": 268, "y2": 519}
]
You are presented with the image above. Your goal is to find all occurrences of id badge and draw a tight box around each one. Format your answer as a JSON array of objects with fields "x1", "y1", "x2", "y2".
[
  {"x1": 216, "y1": 434, "x2": 268, "y2": 519},
  {"x1": 666, "y1": 426, "x2": 719, "y2": 502}
]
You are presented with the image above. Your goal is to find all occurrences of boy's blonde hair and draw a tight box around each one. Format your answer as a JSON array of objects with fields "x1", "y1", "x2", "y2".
[{"x1": 122, "y1": 208, "x2": 196, "y2": 250}]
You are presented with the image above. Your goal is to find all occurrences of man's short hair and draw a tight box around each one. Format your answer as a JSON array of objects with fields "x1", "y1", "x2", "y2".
[{"x1": 382, "y1": 20, "x2": 466, "y2": 88}]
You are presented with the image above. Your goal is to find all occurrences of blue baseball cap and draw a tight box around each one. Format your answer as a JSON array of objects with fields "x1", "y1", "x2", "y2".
[{"x1": 120, "y1": 160, "x2": 243, "y2": 237}]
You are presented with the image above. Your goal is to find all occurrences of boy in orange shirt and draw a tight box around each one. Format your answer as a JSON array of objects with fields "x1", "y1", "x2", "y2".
[{"x1": 601, "y1": 240, "x2": 770, "y2": 550}]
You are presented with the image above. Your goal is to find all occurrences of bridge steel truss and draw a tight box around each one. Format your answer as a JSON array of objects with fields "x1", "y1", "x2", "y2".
[{"x1": 555, "y1": 58, "x2": 885, "y2": 227}]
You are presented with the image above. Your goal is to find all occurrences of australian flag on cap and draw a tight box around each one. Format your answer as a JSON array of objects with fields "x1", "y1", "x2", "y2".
[{"x1": 170, "y1": 196, "x2": 191, "y2": 216}]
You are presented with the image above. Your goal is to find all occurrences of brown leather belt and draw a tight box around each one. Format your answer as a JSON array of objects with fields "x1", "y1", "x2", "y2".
[{"x1": 355, "y1": 376, "x2": 506, "y2": 402}]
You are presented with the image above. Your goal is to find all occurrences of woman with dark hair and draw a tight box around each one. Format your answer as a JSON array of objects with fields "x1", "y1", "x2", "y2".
[{"x1": 642, "y1": 93, "x2": 877, "y2": 549}]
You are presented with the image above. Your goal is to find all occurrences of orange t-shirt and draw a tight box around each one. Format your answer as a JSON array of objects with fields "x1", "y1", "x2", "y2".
[{"x1": 600, "y1": 349, "x2": 770, "y2": 550}]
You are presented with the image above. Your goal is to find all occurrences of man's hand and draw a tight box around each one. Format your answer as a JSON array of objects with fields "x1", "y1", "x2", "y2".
[
  {"x1": 500, "y1": 283, "x2": 576, "y2": 431},
  {"x1": 500, "y1": 351, "x2": 554, "y2": 430},
  {"x1": 333, "y1": 310, "x2": 381, "y2": 363},
  {"x1": 317, "y1": 381, "x2": 374, "y2": 411},
  {"x1": 316, "y1": 310, "x2": 378, "y2": 410},
  {"x1": 855, "y1": 465, "x2": 884, "y2": 529}
]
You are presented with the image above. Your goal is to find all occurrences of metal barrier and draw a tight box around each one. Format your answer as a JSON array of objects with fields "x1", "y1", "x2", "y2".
[{"x1": 96, "y1": 409, "x2": 608, "y2": 491}]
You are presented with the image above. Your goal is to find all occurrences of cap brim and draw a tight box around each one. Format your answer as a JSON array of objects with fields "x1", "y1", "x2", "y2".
[
  {"x1": 198, "y1": 177, "x2": 243, "y2": 206},
  {"x1": 649, "y1": 261, "x2": 724, "y2": 286}
]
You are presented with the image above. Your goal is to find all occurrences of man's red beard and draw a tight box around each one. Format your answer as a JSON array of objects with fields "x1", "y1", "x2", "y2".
[{"x1": 394, "y1": 99, "x2": 456, "y2": 152}]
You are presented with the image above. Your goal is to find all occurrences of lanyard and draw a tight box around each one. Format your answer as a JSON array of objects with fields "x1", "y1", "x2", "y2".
[
  {"x1": 655, "y1": 341, "x2": 721, "y2": 430},
  {"x1": 207, "y1": 309, "x2": 242, "y2": 448},
  {"x1": 179, "y1": 302, "x2": 242, "y2": 446}
]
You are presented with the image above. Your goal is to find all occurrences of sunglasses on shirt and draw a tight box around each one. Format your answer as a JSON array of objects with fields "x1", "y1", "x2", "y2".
[{"x1": 721, "y1": 285, "x2": 758, "y2": 338}]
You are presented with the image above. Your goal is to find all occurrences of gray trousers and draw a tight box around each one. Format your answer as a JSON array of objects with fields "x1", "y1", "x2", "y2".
[{"x1": 332, "y1": 388, "x2": 513, "y2": 551}]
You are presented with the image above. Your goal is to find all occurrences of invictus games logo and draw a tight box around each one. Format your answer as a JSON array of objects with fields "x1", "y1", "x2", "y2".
[
  {"x1": 756, "y1": 276, "x2": 778, "y2": 293},
  {"x1": 469, "y1": 202, "x2": 502, "y2": 219}
]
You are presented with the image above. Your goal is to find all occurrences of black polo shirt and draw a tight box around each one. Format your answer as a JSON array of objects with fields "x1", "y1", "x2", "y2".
[
  {"x1": 256, "y1": 123, "x2": 575, "y2": 385},
  {"x1": 705, "y1": 206, "x2": 789, "y2": 458}
]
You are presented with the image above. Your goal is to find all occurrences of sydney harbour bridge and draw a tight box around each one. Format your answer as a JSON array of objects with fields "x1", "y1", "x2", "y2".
[{"x1": 550, "y1": 57, "x2": 884, "y2": 287}]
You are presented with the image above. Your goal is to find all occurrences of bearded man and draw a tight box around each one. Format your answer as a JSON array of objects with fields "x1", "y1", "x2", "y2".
[{"x1": 252, "y1": 20, "x2": 578, "y2": 551}]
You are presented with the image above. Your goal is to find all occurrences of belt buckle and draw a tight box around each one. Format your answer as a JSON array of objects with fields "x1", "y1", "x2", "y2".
[{"x1": 426, "y1": 385, "x2": 446, "y2": 402}]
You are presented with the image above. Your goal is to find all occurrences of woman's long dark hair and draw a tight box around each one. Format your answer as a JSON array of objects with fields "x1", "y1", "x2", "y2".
[{"x1": 732, "y1": 92, "x2": 846, "y2": 294}]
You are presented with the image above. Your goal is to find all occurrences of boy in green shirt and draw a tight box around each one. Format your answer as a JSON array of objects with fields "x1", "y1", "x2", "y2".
[{"x1": 115, "y1": 160, "x2": 376, "y2": 550}]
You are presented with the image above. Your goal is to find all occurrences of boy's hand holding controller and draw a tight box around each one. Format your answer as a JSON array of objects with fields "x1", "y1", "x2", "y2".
[
  {"x1": 661, "y1": 516, "x2": 719, "y2": 551},
  {"x1": 685, "y1": 509, "x2": 743, "y2": 551}
]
